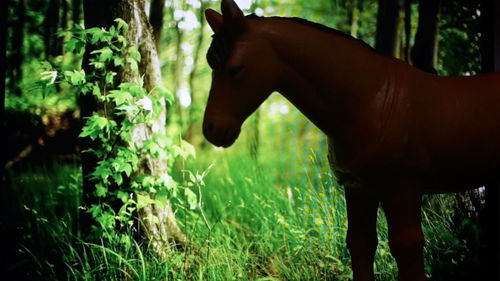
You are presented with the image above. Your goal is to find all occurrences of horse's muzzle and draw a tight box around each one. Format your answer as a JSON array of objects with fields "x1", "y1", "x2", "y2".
[{"x1": 202, "y1": 119, "x2": 241, "y2": 148}]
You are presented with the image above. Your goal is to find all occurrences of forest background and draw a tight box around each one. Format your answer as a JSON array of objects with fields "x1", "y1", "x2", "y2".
[{"x1": 2, "y1": 0, "x2": 495, "y2": 280}]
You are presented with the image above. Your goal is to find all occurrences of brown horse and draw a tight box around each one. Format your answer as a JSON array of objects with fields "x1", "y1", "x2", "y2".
[{"x1": 202, "y1": 1, "x2": 500, "y2": 280}]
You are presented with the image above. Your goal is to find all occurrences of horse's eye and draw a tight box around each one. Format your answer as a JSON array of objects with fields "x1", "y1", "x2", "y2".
[{"x1": 227, "y1": 65, "x2": 244, "y2": 78}]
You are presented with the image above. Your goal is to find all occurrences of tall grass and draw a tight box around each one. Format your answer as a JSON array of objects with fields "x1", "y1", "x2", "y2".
[{"x1": 7, "y1": 149, "x2": 478, "y2": 281}]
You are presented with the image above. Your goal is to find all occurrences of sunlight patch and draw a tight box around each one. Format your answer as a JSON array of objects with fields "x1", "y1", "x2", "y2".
[{"x1": 177, "y1": 87, "x2": 192, "y2": 107}]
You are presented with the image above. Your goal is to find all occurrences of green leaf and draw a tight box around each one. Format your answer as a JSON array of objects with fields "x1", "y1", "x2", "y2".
[
  {"x1": 87, "y1": 27, "x2": 107, "y2": 44},
  {"x1": 90, "y1": 61, "x2": 105, "y2": 70},
  {"x1": 65, "y1": 38, "x2": 85, "y2": 53},
  {"x1": 114, "y1": 18, "x2": 129, "y2": 32},
  {"x1": 113, "y1": 57, "x2": 125, "y2": 66},
  {"x1": 113, "y1": 173, "x2": 123, "y2": 185},
  {"x1": 184, "y1": 188, "x2": 197, "y2": 210},
  {"x1": 173, "y1": 140, "x2": 196, "y2": 160},
  {"x1": 136, "y1": 194, "x2": 156, "y2": 209},
  {"x1": 127, "y1": 58, "x2": 138, "y2": 72},
  {"x1": 40, "y1": 71, "x2": 58, "y2": 85},
  {"x1": 64, "y1": 69, "x2": 86, "y2": 85},
  {"x1": 117, "y1": 190, "x2": 130, "y2": 203},
  {"x1": 152, "y1": 86, "x2": 175, "y2": 105},
  {"x1": 108, "y1": 89, "x2": 133, "y2": 105},
  {"x1": 95, "y1": 116, "x2": 109, "y2": 129},
  {"x1": 129, "y1": 46, "x2": 141, "y2": 62},
  {"x1": 91, "y1": 47, "x2": 114, "y2": 62},
  {"x1": 88, "y1": 204, "x2": 102, "y2": 217},
  {"x1": 105, "y1": 72, "x2": 116, "y2": 85},
  {"x1": 92, "y1": 161, "x2": 111, "y2": 183},
  {"x1": 96, "y1": 183, "x2": 108, "y2": 197},
  {"x1": 92, "y1": 84, "x2": 101, "y2": 97}
]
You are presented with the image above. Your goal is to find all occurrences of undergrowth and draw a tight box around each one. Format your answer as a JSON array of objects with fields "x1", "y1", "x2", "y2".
[{"x1": 6, "y1": 149, "x2": 479, "y2": 281}]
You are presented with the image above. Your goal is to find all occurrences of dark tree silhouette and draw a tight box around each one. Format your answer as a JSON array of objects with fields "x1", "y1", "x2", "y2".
[
  {"x1": 411, "y1": 0, "x2": 441, "y2": 74},
  {"x1": 479, "y1": 1, "x2": 500, "y2": 280},
  {"x1": 375, "y1": 0, "x2": 403, "y2": 57},
  {"x1": 149, "y1": 0, "x2": 165, "y2": 49}
]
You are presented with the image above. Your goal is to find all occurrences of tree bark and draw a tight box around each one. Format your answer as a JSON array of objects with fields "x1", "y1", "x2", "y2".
[
  {"x1": 375, "y1": 0, "x2": 404, "y2": 57},
  {"x1": 81, "y1": 0, "x2": 186, "y2": 255},
  {"x1": 411, "y1": 0, "x2": 441, "y2": 74}
]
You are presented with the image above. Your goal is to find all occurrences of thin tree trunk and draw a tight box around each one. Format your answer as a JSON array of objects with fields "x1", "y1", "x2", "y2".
[
  {"x1": 411, "y1": 0, "x2": 441, "y2": 74},
  {"x1": 1, "y1": 1, "x2": 6, "y2": 115},
  {"x1": 348, "y1": 0, "x2": 360, "y2": 37},
  {"x1": 8, "y1": 0, "x2": 25, "y2": 96},
  {"x1": 184, "y1": 0, "x2": 207, "y2": 142},
  {"x1": 403, "y1": 0, "x2": 412, "y2": 62},
  {"x1": 375, "y1": 0, "x2": 403, "y2": 57},
  {"x1": 149, "y1": 0, "x2": 165, "y2": 50},
  {"x1": 72, "y1": 0, "x2": 82, "y2": 25},
  {"x1": 82, "y1": 0, "x2": 186, "y2": 254},
  {"x1": 172, "y1": 15, "x2": 185, "y2": 128},
  {"x1": 44, "y1": 0, "x2": 60, "y2": 58}
]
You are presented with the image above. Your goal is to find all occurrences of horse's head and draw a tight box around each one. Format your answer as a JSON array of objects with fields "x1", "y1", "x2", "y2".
[{"x1": 202, "y1": 0, "x2": 281, "y2": 147}]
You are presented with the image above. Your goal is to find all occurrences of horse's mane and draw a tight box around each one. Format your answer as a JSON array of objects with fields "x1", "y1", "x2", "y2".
[{"x1": 207, "y1": 14, "x2": 375, "y2": 70}]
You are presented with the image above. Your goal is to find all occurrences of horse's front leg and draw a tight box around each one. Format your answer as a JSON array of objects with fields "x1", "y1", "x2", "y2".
[
  {"x1": 381, "y1": 182, "x2": 425, "y2": 281},
  {"x1": 345, "y1": 186, "x2": 380, "y2": 281}
]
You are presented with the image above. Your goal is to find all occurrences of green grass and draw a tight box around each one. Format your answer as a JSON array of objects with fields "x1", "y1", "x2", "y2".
[{"x1": 6, "y1": 149, "x2": 479, "y2": 281}]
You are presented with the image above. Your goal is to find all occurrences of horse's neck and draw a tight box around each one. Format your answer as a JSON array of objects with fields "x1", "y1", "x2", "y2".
[{"x1": 258, "y1": 18, "x2": 401, "y2": 137}]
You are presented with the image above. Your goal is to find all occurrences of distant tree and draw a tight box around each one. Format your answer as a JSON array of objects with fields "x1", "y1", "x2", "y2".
[
  {"x1": 72, "y1": 0, "x2": 82, "y2": 26},
  {"x1": 1, "y1": 2, "x2": 6, "y2": 113},
  {"x1": 347, "y1": 0, "x2": 361, "y2": 37},
  {"x1": 375, "y1": 0, "x2": 404, "y2": 57},
  {"x1": 6, "y1": 0, "x2": 25, "y2": 96},
  {"x1": 402, "y1": 0, "x2": 412, "y2": 61},
  {"x1": 411, "y1": 0, "x2": 441, "y2": 74},
  {"x1": 185, "y1": 0, "x2": 209, "y2": 143},
  {"x1": 150, "y1": 0, "x2": 165, "y2": 50}
]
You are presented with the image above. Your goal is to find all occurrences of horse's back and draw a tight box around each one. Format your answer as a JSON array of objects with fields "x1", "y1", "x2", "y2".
[
  {"x1": 327, "y1": 70, "x2": 500, "y2": 192},
  {"x1": 408, "y1": 71, "x2": 500, "y2": 190}
]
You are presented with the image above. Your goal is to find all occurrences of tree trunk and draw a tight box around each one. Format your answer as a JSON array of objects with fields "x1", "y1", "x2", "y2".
[
  {"x1": 402, "y1": 0, "x2": 412, "y2": 62},
  {"x1": 44, "y1": 0, "x2": 60, "y2": 58},
  {"x1": 184, "y1": 0, "x2": 208, "y2": 143},
  {"x1": 149, "y1": 0, "x2": 165, "y2": 50},
  {"x1": 411, "y1": 0, "x2": 441, "y2": 74},
  {"x1": 7, "y1": 0, "x2": 25, "y2": 96},
  {"x1": 72, "y1": 0, "x2": 82, "y2": 26},
  {"x1": 2, "y1": 1, "x2": 8, "y2": 108},
  {"x1": 348, "y1": 0, "x2": 360, "y2": 37},
  {"x1": 375, "y1": 0, "x2": 404, "y2": 57},
  {"x1": 479, "y1": 1, "x2": 500, "y2": 279},
  {"x1": 81, "y1": 0, "x2": 186, "y2": 255}
]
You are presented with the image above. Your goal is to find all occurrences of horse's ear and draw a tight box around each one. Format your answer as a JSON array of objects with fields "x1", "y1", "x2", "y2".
[
  {"x1": 206, "y1": 9, "x2": 223, "y2": 33},
  {"x1": 221, "y1": 0, "x2": 247, "y2": 35}
]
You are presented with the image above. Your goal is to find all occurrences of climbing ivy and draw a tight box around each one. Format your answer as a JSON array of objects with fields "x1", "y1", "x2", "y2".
[{"x1": 42, "y1": 19, "x2": 199, "y2": 241}]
